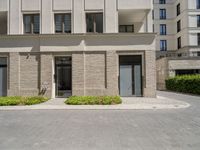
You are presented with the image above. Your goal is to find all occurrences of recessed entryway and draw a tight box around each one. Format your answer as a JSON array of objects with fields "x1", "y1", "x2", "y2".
[
  {"x1": 54, "y1": 57, "x2": 72, "y2": 98},
  {"x1": 119, "y1": 55, "x2": 142, "y2": 97},
  {"x1": 0, "y1": 57, "x2": 7, "y2": 96}
]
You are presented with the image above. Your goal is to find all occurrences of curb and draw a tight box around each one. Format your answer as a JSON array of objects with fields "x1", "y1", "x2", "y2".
[{"x1": 0, "y1": 103, "x2": 190, "y2": 111}]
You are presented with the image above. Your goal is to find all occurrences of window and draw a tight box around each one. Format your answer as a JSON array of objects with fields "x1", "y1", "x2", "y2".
[
  {"x1": 86, "y1": 13, "x2": 103, "y2": 33},
  {"x1": 197, "y1": 15, "x2": 200, "y2": 27},
  {"x1": 119, "y1": 25, "x2": 134, "y2": 33},
  {"x1": 23, "y1": 14, "x2": 40, "y2": 34},
  {"x1": 160, "y1": 9, "x2": 166, "y2": 19},
  {"x1": 197, "y1": 0, "x2": 200, "y2": 9},
  {"x1": 160, "y1": 40, "x2": 167, "y2": 51},
  {"x1": 159, "y1": 0, "x2": 166, "y2": 4},
  {"x1": 177, "y1": 20, "x2": 181, "y2": 33},
  {"x1": 177, "y1": 3, "x2": 180, "y2": 16},
  {"x1": 160, "y1": 24, "x2": 166, "y2": 35},
  {"x1": 55, "y1": 14, "x2": 71, "y2": 33},
  {"x1": 177, "y1": 37, "x2": 181, "y2": 49},
  {"x1": 198, "y1": 33, "x2": 200, "y2": 45}
]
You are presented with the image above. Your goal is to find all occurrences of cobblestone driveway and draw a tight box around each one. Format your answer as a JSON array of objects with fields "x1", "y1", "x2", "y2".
[{"x1": 0, "y1": 91, "x2": 199, "y2": 150}]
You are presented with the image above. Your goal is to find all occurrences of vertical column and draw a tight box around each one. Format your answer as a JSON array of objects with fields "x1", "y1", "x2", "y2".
[
  {"x1": 73, "y1": 0, "x2": 85, "y2": 33},
  {"x1": 40, "y1": 54, "x2": 53, "y2": 98},
  {"x1": 9, "y1": 0, "x2": 22, "y2": 34},
  {"x1": 8, "y1": 52, "x2": 20, "y2": 96},
  {"x1": 72, "y1": 53, "x2": 85, "y2": 96},
  {"x1": 105, "y1": 0, "x2": 118, "y2": 33},
  {"x1": 106, "y1": 51, "x2": 119, "y2": 95},
  {"x1": 146, "y1": 9, "x2": 153, "y2": 32},
  {"x1": 143, "y1": 50, "x2": 156, "y2": 98},
  {"x1": 41, "y1": 0, "x2": 53, "y2": 34}
]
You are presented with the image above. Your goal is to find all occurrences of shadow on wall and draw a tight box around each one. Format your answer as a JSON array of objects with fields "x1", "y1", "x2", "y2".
[{"x1": 0, "y1": 35, "x2": 155, "y2": 52}]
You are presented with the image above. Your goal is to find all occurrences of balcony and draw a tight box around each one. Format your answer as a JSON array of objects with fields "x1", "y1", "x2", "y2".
[
  {"x1": 117, "y1": 0, "x2": 152, "y2": 10},
  {"x1": 118, "y1": 10, "x2": 151, "y2": 33}
]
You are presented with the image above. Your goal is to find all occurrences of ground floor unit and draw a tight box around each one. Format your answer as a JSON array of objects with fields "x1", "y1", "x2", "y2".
[
  {"x1": 156, "y1": 57, "x2": 200, "y2": 90},
  {"x1": 0, "y1": 34, "x2": 156, "y2": 98}
]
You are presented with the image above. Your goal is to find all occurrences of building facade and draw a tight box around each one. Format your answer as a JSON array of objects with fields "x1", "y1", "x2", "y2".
[
  {"x1": 154, "y1": 0, "x2": 200, "y2": 90},
  {"x1": 0, "y1": 0, "x2": 156, "y2": 98}
]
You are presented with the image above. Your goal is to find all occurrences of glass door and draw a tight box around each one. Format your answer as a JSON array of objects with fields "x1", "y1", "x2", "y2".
[{"x1": 55, "y1": 57, "x2": 72, "y2": 98}]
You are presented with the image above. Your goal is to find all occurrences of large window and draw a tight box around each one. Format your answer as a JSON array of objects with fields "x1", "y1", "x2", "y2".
[
  {"x1": 198, "y1": 33, "x2": 200, "y2": 45},
  {"x1": 159, "y1": 0, "x2": 166, "y2": 4},
  {"x1": 23, "y1": 14, "x2": 40, "y2": 34},
  {"x1": 197, "y1": 0, "x2": 200, "y2": 9},
  {"x1": 197, "y1": 15, "x2": 200, "y2": 27},
  {"x1": 160, "y1": 9, "x2": 166, "y2": 19},
  {"x1": 86, "y1": 13, "x2": 103, "y2": 33},
  {"x1": 177, "y1": 37, "x2": 181, "y2": 49},
  {"x1": 160, "y1": 40, "x2": 167, "y2": 51},
  {"x1": 177, "y1": 3, "x2": 180, "y2": 16},
  {"x1": 177, "y1": 20, "x2": 181, "y2": 33},
  {"x1": 55, "y1": 14, "x2": 71, "y2": 33},
  {"x1": 160, "y1": 24, "x2": 166, "y2": 35},
  {"x1": 119, "y1": 25, "x2": 134, "y2": 33}
]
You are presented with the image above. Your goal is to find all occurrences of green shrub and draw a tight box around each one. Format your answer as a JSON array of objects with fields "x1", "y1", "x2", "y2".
[
  {"x1": 65, "y1": 96, "x2": 122, "y2": 105},
  {"x1": 166, "y1": 75, "x2": 200, "y2": 95},
  {"x1": 0, "y1": 96, "x2": 49, "y2": 106}
]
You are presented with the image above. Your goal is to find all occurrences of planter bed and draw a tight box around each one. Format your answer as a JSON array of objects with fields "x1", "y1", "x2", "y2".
[
  {"x1": 65, "y1": 96, "x2": 122, "y2": 105},
  {"x1": 0, "y1": 96, "x2": 49, "y2": 106}
]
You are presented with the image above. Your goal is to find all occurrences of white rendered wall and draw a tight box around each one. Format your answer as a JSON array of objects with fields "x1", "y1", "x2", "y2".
[
  {"x1": 153, "y1": 0, "x2": 200, "y2": 52},
  {"x1": 7, "y1": 0, "x2": 153, "y2": 35}
]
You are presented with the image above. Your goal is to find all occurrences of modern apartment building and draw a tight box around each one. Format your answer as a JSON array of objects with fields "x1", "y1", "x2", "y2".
[
  {"x1": 154, "y1": 0, "x2": 200, "y2": 89},
  {"x1": 0, "y1": 0, "x2": 156, "y2": 98}
]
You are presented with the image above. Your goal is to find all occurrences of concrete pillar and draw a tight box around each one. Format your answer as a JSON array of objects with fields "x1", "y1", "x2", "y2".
[
  {"x1": 41, "y1": 0, "x2": 53, "y2": 34},
  {"x1": 9, "y1": 0, "x2": 22, "y2": 34},
  {"x1": 105, "y1": 0, "x2": 118, "y2": 33},
  {"x1": 73, "y1": 0, "x2": 85, "y2": 33}
]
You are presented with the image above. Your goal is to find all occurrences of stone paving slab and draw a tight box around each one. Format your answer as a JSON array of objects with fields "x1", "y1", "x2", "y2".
[{"x1": 0, "y1": 95, "x2": 190, "y2": 110}]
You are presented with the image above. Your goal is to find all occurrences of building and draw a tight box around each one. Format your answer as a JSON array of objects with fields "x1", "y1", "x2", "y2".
[
  {"x1": 154, "y1": 0, "x2": 200, "y2": 90},
  {"x1": 0, "y1": 0, "x2": 156, "y2": 98}
]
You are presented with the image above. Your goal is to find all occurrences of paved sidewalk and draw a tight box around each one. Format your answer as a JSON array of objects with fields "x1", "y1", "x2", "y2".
[{"x1": 0, "y1": 93, "x2": 190, "y2": 110}]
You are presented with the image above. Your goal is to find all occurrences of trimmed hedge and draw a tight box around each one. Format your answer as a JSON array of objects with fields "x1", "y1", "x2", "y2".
[
  {"x1": 65, "y1": 96, "x2": 122, "y2": 105},
  {"x1": 0, "y1": 96, "x2": 49, "y2": 106},
  {"x1": 166, "y1": 75, "x2": 200, "y2": 95}
]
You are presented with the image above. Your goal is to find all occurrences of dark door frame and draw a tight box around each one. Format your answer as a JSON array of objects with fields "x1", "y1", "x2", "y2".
[
  {"x1": 0, "y1": 57, "x2": 8, "y2": 97},
  {"x1": 119, "y1": 55, "x2": 143, "y2": 97},
  {"x1": 54, "y1": 56, "x2": 72, "y2": 98}
]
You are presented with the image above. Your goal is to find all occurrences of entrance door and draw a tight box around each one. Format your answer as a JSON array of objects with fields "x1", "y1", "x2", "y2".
[
  {"x1": 119, "y1": 55, "x2": 142, "y2": 97},
  {"x1": 55, "y1": 57, "x2": 72, "y2": 98},
  {"x1": 0, "y1": 58, "x2": 7, "y2": 96},
  {"x1": 120, "y1": 65, "x2": 132, "y2": 97}
]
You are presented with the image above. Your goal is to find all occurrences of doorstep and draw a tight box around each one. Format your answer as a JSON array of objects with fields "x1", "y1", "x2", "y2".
[{"x1": 0, "y1": 96, "x2": 190, "y2": 110}]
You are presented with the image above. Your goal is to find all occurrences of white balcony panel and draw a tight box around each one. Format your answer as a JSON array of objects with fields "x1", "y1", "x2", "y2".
[
  {"x1": 22, "y1": 0, "x2": 40, "y2": 11},
  {"x1": 84, "y1": 0, "x2": 104, "y2": 10},
  {"x1": 53, "y1": 0, "x2": 72, "y2": 11},
  {"x1": 117, "y1": 0, "x2": 151, "y2": 10},
  {"x1": 0, "y1": 0, "x2": 8, "y2": 11}
]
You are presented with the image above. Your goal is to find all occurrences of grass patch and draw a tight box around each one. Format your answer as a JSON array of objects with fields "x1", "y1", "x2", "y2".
[
  {"x1": 0, "y1": 96, "x2": 49, "y2": 106},
  {"x1": 65, "y1": 96, "x2": 122, "y2": 105}
]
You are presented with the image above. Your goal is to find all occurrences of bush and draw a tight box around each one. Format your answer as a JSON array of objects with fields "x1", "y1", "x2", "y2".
[
  {"x1": 0, "y1": 96, "x2": 49, "y2": 106},
  {"x1": 166, "y1": 75, "x2": 200, "y2": 95},
  {"x1": 65, "y1": 96, "x2": 122, "y2": 105}
]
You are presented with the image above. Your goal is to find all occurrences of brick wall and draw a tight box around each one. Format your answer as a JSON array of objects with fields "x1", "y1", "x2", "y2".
[{"x1": 143, "y1": 50, "x2": 156, "y2": 97}]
